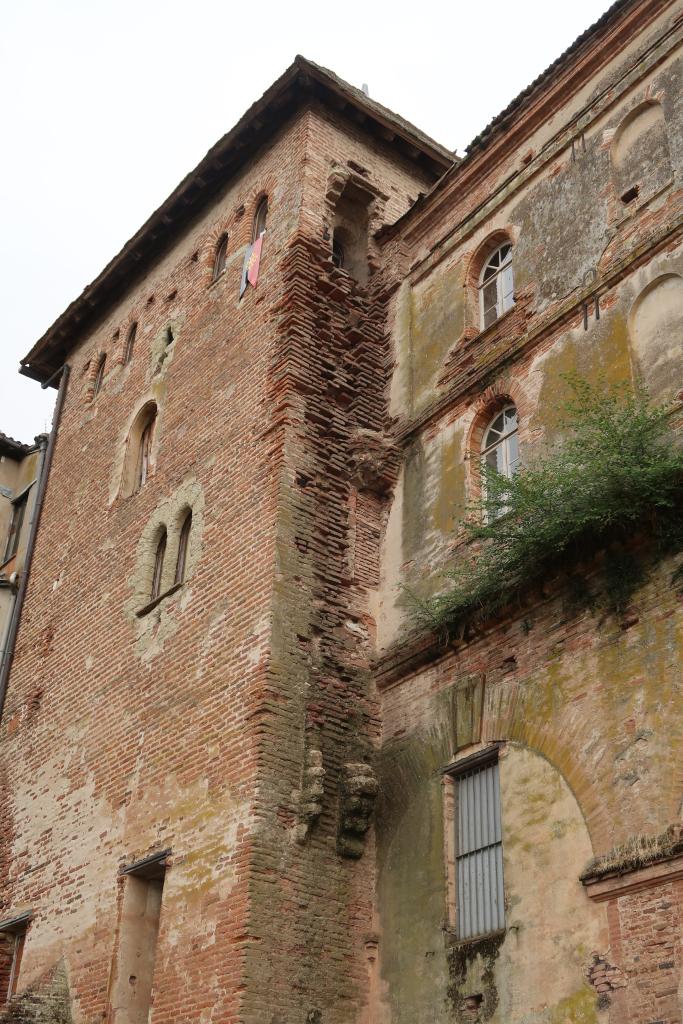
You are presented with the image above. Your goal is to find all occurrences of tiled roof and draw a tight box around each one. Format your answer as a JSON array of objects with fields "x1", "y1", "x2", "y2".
[
  {"x1": 0, "y1": 432, "x2": 33, "y2": 457},
  {"x1": 20, "y1": 56, "x2": 452, "y2": 387}
]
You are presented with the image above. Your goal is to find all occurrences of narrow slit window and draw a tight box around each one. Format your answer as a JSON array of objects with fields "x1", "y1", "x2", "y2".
[
  {"x1": 174, "y1": 511, "x2": 192, "y2": 585},
  {"x1": 93, "y1": 355, "x2": 106, "y2": 396},
  {"x1": 151, "y1": 530, "x2": 167, "y2": 601},
  {"x1": 124, "y1": 323, "x2": 137, "y2": 365},
  {"x1": 252, "y1": 198, "x2": 268, "y2": 242},
  {"x1": 135, "y1": 419, "x2": 155, "y2": 493},
  {"x1": 212, "y1": 234, "x2": 229, "y2": 281},
  {"x1": 479, "y1": 244, "x2": 514, "y2": 330},
  {"x1": 3, "y1": 492, "x2": 28, "y2": 563},
  {"x1": 453, "y1": 756, "x2": 504, "y2": 939}
]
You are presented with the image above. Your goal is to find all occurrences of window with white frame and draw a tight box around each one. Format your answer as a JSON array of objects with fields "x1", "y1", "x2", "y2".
[
  {"x1": 481, "y1": 405, "x2": 520, "y2": 480},
  {"x1": 452, "y1": 754, "x2": 504, "y2": 939},
  {"x1": 479, "y1": 243, "x2": 514, "y2": 329}
]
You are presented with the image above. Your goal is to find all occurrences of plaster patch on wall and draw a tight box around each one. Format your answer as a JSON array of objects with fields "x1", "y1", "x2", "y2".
[
  {"x1": 629, "y1": 273, "x2": 683, "y2": 402},
  {"x1": 125, "y1": 478, "x2": 205, "y2": 662}
]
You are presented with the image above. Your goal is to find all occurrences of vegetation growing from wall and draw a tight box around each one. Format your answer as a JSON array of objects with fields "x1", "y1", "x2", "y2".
[
  {"x1": 580, "y1": 824, "x2": 683, "y2": 881},
  {"x1": 412, "y1": 378, "x2": 683, "y2": 638}
]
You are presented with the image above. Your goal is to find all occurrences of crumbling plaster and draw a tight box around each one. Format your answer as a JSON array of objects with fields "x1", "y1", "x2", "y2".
[
  {"x1": 388, "y1": 47, "x2": 682, "y2": 426},
  {"x1": 375, "y1": 738, "x2": 606, "y2": 1024}
]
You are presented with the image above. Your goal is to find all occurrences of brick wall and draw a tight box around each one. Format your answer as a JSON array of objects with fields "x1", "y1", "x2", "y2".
[{"x1": 0, "y1": 98, "x2": 435, "y2": 1024}]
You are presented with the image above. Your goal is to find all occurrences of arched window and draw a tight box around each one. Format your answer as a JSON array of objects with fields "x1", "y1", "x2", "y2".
[
  {"x1": 121, "y1": 402, "x2": 157, "y2": 498},
  {"x1": 151, "y1": 529, "x2": 167, "y2": 601},
  {"x1": 212, "y1": 234, "x2": 229, "y2": 281},
  {"x1": 252, "y1": 198, "x2": 268, "y2": 242},
  {"x1": 479, "y1": 244, "x2": 514, "y2": 329},
  {"x1": 124, "y1": 323, "x2": 137, "y2": 365},
  {"x1": 136, "y1": 419, "x2": 154, "y2": 492},
  {"x1": 93, "y1": 355, "x2": 106, "y2": 395},
  {"x1": 481, "y1": 405, "x2": 519, "y2": 479},
  {"x1": 174, "y1": 510, "x2": 192, "y2": 585},
  {"x1": 481, "y1": 405, "x2": 519, "y2": 521}
]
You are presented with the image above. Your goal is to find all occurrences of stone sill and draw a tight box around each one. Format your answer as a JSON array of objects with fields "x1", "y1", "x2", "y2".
[
  {"x1": 444, "y1": 927, "x2": 506, "y2": 950},
  {"x1": 136, "y1": 581, "x2": 183, "y2": 618}
]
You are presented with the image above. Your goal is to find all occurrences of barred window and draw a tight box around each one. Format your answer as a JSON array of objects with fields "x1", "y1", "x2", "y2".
[{"x1": 453, "y1": 754, "x2": 504, "y2": 939}]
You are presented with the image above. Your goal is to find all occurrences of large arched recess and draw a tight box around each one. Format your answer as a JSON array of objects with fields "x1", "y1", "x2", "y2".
[{"x1": 374, "y1": 733, "x2": 608, "y2": 1024}]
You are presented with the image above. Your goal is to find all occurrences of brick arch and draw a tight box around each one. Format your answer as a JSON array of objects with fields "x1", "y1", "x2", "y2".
[
  {"x1": 119, "y1": 399, "x2": 158, "y2": 499},
  {"x1": 478, "y1": 720, "x2": 609, "y2": 854},
  {"x1": 460, "y1": 229, "x2": 516, "y2": 336},
  {"x1": 86, "y1": 350, "x2": 108, "y2": 401},
  {"x1": 204, "y1": 223, "x2": 232, "y2": 281},
  {"x1": 463, "y1": 381, "x2": 531, "y2": 503},
  {"x1": 464, "y1": 229, "x2": 514, "y2": 290}
]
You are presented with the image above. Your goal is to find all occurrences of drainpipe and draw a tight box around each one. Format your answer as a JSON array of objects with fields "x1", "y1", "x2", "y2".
[{"x1": 0, "y1": 364, "x2": 71, "y2": 727}]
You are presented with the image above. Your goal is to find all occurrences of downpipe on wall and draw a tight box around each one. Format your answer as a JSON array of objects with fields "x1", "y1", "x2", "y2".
[{"x1": 0, "y1": 364, "x2": 71, "y2": 727}]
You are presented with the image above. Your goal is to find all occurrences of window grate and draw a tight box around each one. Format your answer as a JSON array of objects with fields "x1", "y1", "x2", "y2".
[{"x1": 455, "y1": 759, "x2": 505, "y2": 939}]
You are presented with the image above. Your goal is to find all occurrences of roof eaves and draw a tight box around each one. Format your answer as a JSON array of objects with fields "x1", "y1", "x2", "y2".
[
  {"x1": 464, "y1": 0, "x2": 633, "y2": 155},
  {"x1": 379, "y1": 0, "x2": 639, "y2": 242},
  {"x1": 20, "y1": 56, "x2": 453, "y2": 386},
  {"x1": 0, "y1": 432, "x2": 33, "y2": 458}
]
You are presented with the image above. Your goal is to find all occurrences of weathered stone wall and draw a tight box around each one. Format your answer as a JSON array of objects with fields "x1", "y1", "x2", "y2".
[
  {"x1": 371, "y1": 5, "x2": 683, "y2": 1023},
  {"x1": 3, "y1": 4, "x2": 683, "y2": 1024},
  {"x1": 0, "y1": 96, "x2": 437, "y2": 1024}
]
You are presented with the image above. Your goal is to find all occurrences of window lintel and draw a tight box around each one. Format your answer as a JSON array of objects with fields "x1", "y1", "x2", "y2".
[
  {"x1": 0, "y1": 912, "x2": 33, "y2": 935},
  {"x1": 442, "y1": 743, "x2": 502, "y2": 778}
]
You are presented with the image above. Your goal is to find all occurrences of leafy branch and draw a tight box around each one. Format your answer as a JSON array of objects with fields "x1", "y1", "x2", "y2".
[{"x1": 412, "y1": 377, "x2": 683, "y2": 637}]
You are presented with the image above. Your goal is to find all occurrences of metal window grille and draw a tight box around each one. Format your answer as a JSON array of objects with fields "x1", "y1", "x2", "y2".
[{"x1": 455, "y1": 758, "x2": 504, "y2": 939}]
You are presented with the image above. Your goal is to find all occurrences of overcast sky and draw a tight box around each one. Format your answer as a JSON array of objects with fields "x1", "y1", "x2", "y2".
[{"x1": 1, "y1": 0, "x2": 609, "y2": 442}]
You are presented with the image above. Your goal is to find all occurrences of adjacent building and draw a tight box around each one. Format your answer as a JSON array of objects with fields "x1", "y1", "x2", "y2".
[{"x1": 1, "y1": 1, "x2": 683, "y2": 1022}]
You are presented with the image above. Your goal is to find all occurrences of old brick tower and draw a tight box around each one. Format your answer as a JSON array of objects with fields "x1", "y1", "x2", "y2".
[{"x1": 2, "y1": 2, "x2": 683, "y2": 1022}]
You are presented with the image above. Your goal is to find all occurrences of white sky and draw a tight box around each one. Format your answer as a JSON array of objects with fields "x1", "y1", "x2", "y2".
[{"x1": 1, "y1": 0, "x2": 609, "y2": 442}]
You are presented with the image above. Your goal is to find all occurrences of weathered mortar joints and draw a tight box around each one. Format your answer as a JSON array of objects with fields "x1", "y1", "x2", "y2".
[{"x1": 2, "y1": 5, "x2": 683, "y2": 1024}]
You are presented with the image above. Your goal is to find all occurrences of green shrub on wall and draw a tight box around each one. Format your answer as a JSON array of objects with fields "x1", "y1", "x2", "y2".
[{"x1": 412, "y1": 377, "x2": 683, "y2": 638}]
